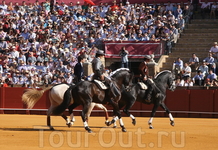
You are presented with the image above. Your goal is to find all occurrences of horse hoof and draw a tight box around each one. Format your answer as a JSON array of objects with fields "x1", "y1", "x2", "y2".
[
  {"x1": 85, "y1": 127, "x2": 92, "y2": 133},
  {"x1": 170, "y1": 121, "x2": 175, "y2": 126},
  {"x1": 106, "y1": 121, "x2": 112, "y2": 126},
  {"x1": 149, "y1": 126, "x2": 154, "y2": 129},
  {"x1": 132, "y1": 119, "x2": 136, "y2": 126},
  {"x1": 66, "y1": 123, "x2": 71, "y2": 128},
  {"x1": 122, "y1": 128, "x2": 127, "y2": 132},
  {"x1": 88, "y1": 130, "x2": 93, "y2": 133}
]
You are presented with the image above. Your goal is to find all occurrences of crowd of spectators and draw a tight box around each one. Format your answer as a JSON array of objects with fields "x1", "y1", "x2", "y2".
[
  {"x1": 0, "y1": 0, "x2": 195, "y2": 87},
  {"x1": 173, "y1": 42, "x2": 218, "y2": 87}
]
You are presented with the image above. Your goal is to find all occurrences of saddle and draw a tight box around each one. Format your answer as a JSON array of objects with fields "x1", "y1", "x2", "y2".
[
  {"x1": 138, "y1": 82, "x2": 148, "y2": 90},
  {"x1": 94, "y1": 80, "x2": 108, "y2": 90}
]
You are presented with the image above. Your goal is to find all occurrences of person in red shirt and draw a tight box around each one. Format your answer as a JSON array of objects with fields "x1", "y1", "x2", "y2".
[
  {"x1": 2, "y1": 78, "x2": 10, "y2": 87},
  {"x1": 110, "y1": 1, "x2": 119, "y2": 11}
]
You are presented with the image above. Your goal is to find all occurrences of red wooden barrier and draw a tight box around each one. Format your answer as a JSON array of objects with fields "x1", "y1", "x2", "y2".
[
  {"x1": 213, "y1": 89, "x2": 218, "y2": 118},
  {"x1": 189, "y1": 90, "x2": 214, "y2": 118},
  {"x1": 165, "y1": 89, "x2": 190, "y2": 117},
  {"x1": 0, "y1": 87, "x2": 218, "y2": 118}
]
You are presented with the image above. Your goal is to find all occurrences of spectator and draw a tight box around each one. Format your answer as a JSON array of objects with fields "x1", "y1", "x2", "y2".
[
  {"x1": 173, "y1": 57, "x2": 183, "y2": 77},
  {"x1": 203, "y1": 53, "x2": 215, "y2": 71},
  {"x1": 189, "y1": 53, "x2": 199, "y2": 71},
  {"x1": 198, "y1": 61, "x2": 209, "y2": 78},
  {"x1": 207, "y1": 69, "x2": 217, "y2": 82},
  {"x1": 119, "y1": 46, "x2": 129, "y2": 68},
  {"x1": 183, "y1": 77, "x2": 193, "y2": 87},
  {"x1": 210, "y1": 2, "x2": 217, "y2": 20},
  {"x1": 209, "y1": 42, "x2": 218, "y2": 59},
  {"x1": 181, "y1": 62, "x2": 191, "y2": 79},
  {"x1": 200, "y1": 0, "x2": 210, "y2": 19},
  {"x1": 192, "y1": 70, "x2": 204, "y2": 86}
]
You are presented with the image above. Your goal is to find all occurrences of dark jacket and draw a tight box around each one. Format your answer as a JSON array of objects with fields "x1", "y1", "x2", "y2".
[{"x1": 74, "y1": 62, "x2": 84, "y2": 82}]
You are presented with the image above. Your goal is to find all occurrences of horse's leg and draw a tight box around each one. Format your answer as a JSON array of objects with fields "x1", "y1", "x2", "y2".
[
  {"x1": 68, "y1": 103, "x2": 80, "y2": 126},
  {"x1": 61, "y1": 114, "x2": 71, "y2": 127},
  {"x1": 108, "y1": 100, "x2": 127, "y2": 132},
  {"x1": 123, "y1": 102, "x2": 136, "y2": 126},
  {"x1": 148, "y1": 103, "x2": 160, "y2": 129},
  {"x1": 81, "y1": 103, "x2": 92, "y2": 133},
  {"x1": 86, "y1": 102, "x2": 96, "y2": 122},
  {"x1": 160, "y1": 103, "x2": 175, "y2": 126},
  {"x1": 94, "y1": 103, "x2": 110, "y2": 124},
  {"x1": 47, "y1": 107, "x2": 54, "y2": 130}
]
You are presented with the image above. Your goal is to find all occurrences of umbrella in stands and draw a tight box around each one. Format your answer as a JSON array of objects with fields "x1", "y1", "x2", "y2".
[{"x1": 84, "y1": 0, "x2": 95, "y2": 5}]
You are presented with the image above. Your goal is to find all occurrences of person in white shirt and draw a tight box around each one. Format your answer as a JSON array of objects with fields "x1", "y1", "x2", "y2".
[
  {"x1": 10, "y1": 46, "x2": 20, "y2": 59},
  {"x1": 182, "y1": 62, "x2": 191, "y2": 79},
  {"x1": 201, "y1": 0, "x2": 211, "y2": 19},
  {"x1": 210, "y1": 1, "x2": 217, "y2": 19},
  {"x1": 209, "y1": 42, "x2": 218, "y2": 59}
]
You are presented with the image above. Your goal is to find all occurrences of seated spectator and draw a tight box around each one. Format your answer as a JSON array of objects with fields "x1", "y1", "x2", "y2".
[
  {"x1": 173, "y1": 57, "x2": 183, "y2": 77},
  {"x1": 181, "y1": 62, "x2": 191, "y2": 79},
  {"x1": 206, "y1": 69, "x2": 217, "y2": 83},
  {"x1": 192, "y1": 70, "x2": 204, "y2": 86},
  {"x1": 189, "y1": 53, "x2": 199, "y2": 71},
  {"x1": 209, "y1": 42, "x2": 218, "y2": 59},
  {"x1": 183, "y1": 77, "x2": 193, "y2": 87},
  {"x1": 198, "y1": 61, "x2": 209, "y2": 78},
  {"x1": 203, "y1": 53, "x2": 215, "y2": 71}
]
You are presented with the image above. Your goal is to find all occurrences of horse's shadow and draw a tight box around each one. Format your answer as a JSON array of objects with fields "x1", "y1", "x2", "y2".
[{"x1": 0, "y1": 126, "x2": 116, "y2": 132}]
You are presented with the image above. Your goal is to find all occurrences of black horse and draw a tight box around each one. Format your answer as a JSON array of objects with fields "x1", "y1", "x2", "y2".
[
  {"x1": 114, "y1": 70, "x2": 176, "y2": 129},
  {"x1": 60, "y1": 68, "x2": 134, "y2": 133}
]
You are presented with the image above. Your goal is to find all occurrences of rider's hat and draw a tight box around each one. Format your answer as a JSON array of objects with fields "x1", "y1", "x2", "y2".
[{"x1": 96, "y1": 50, "x2": 105, "y2": 55}]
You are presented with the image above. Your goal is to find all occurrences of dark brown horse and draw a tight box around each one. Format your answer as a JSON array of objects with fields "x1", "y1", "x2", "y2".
[
  {"x1": 59, "y1": 68, "x2": 134, "y2": 132},
  {"x1": 114, "y1": 70, "x2": 176, "y2": 129}
]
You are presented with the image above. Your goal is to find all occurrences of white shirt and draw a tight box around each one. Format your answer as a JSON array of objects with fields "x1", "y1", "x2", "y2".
[
  {"x1": 201, "y1": 2, "x2": 210, "y2": 9},
  {"x1": 209, "y1": 46, "x2": 218, "y2": 53},
  {"x1": 182, "y1": 66, "x2": 191, "y2": 77}
]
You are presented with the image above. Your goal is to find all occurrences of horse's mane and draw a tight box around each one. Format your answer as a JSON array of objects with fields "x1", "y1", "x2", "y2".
[
  {"x1": 110, "y1": 68, "x2": 130, "y2": 77},
  {"x1": 154, "y1": 70, "x2": 171, "y2": 79}
]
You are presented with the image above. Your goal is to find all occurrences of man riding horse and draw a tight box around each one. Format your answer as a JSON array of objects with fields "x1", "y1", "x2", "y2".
[
  {"x1": 92, "y1": 50, "x2": 120, "y2": 98},
  {"x1": 138, "y1": 55, "x2": 164, "y2": 103}
]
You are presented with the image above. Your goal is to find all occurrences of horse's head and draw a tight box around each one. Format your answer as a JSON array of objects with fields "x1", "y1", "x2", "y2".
[
  {"x1": 154, "y1": 70, "x2": 176, "y2": 91},
  {"x1": 110, "y1": 68, "x2": 134, "y2": 89}
]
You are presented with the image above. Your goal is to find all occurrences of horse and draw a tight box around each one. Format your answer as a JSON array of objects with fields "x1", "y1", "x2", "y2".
[
  {"x1": 22, "y1": 84, "x2": 109, "y2": 130},
  {"x1": 62, "y1": 68, "x2": 134, "y2": 133},
  {"x1": 107, "y1": 70, "x2": 176, "y2": 129}
]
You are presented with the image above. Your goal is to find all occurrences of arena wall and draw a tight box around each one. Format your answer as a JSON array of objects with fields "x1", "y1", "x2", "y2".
[{"x1": 0, "y1": 87, "x2": 217, "y2": 118}]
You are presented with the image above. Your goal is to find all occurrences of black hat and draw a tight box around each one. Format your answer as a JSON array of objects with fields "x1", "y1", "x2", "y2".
[{"x1": 96, "y1": 50, "x2": 105, "y2": 55}]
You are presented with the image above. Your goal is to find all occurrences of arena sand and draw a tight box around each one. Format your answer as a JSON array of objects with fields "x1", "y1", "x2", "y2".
[{"x1": 0, "y1": 114, "x2": 217, "y2": 150}]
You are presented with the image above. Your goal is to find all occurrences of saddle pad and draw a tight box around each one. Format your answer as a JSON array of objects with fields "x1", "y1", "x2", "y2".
[
  {"x1": 94, "y1": 80, "x2": 108, "y2": 90},
  {"x1": 138, "y1": 82, "x2": 148, "y2": 90}
]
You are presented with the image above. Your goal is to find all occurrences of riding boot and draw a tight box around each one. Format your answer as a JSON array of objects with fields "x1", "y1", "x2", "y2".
[
  {"x1": 144, "y1": 80, "x2": 153, "y2": 103},
  {"x1": 105, "y1": 77, "x2": 120, "y2": 98},
  {"x1": 144, "y1": 78, "x2": 164, "y2": 103}
]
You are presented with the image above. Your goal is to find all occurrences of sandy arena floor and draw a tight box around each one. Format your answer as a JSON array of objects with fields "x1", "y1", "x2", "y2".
[{"x1": 0, "y1": 114, "x2": 217, "y2": 150}]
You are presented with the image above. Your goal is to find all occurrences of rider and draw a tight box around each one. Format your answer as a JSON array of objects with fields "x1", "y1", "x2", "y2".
[
  {"x1": 138, "y1": 55, "x2": 164, "y2": 103},
  {"x1": 91, "y1": 50, "x2": 120, "y2": 98},
  {"x1": 91, "y1": 50, "x2": 105, "y2": 81}
]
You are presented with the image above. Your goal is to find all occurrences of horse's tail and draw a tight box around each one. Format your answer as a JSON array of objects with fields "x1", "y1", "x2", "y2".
[
  {"x1": 52, "y1": 85, "x2": 74, "y2": 115},
  {"x1": 22, "y1": 86, "x2": 53, "y2": 109}
]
